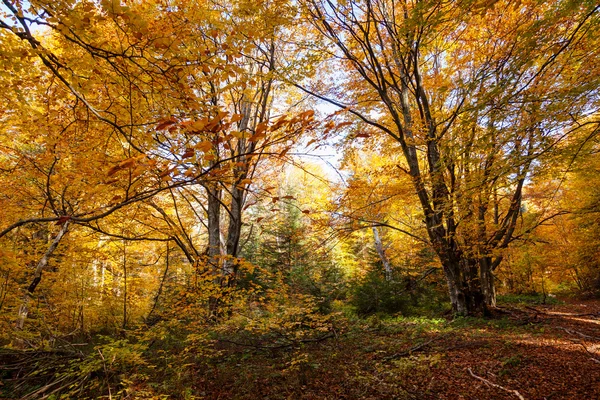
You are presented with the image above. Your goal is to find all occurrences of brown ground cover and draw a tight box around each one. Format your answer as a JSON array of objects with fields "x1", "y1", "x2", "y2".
[{"x1": 196, "y1": 300, "x2": 600, "y2": 399}]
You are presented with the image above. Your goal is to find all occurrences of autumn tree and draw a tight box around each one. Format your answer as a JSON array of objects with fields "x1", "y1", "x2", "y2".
[
  {"x1": 301, "y1": 0, "x2": 600, "y2": 314},
  {"x1": 499, "y1": 126, "x2": 600, "y2": 297},
  {"x1": 0, "y1": 0, "x2": 322, "y2": 332}
]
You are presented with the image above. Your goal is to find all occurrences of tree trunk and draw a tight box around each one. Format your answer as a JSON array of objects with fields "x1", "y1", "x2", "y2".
[
  {"x1": 224, "y1": 184, "x2": 243, "y2": 277},
  {"x1": 16, "y1": 221, "x2": 70, "y2": 331},
  {"x1": 122, "y1": 241, "x2": 127, "y2": 330},
  {"x1": 206, "y1": 185, "x2": 222, "y2": 260},
  {"x1": 480, "y1": 258, "x2": 497, "y2": 308},
  {"x1": 443, "y1": 256, "x2": 493, "y2": 316},
  {"x1": 372, "y1": 226, "x2": 393, "y2": 281},
  {"x1": 206, "y1": 184, "x2": 234, "y2": 319}
]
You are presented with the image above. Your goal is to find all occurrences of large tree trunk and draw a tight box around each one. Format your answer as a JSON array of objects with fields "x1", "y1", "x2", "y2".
[
  {"x1": 443, "y1": 255, "x2": 496, "y2": 315},
  {"x1": 480, "y1": 257, "x2": 497, "y2": 308}
]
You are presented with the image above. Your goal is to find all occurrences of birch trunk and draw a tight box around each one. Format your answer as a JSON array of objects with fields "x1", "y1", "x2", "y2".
[{"x1": 372, "y1": 226, "x2": 393, "y2": 281}]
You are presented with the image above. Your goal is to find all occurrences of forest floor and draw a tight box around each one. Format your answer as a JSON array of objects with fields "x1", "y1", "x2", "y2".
[
  {"x1": 198, "y1": 299, "x2": 600, "y2": 400},
  {"x1": 2, "y1": 299, "x2": 600, "y2": 399}
]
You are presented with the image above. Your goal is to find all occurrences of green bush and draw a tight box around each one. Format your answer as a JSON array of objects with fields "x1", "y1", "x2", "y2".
[
  {"x1": 351, "y1": 269, "x2": 409, "y2": 315},
  {"x1": 350, "y1": 268, "x2": 448, "y2": 316}
]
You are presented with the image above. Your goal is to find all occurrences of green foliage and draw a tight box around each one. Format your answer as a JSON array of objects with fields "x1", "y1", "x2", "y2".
[
  {"x1": 499, "y1": 354, "x2": 523, "y2": 377},
  {"x1": 241, "y1": 192, "x2": 348, "y2": 312},
  {"x1": 215, "y1": 292, "x2": 340, "y2": 350},
  {"x1": 350, "y1": 268, "x2": 448, "y2": 317},
  {"x1": 350, "y1": 269, "x2": 409, "y2": 315},
  {"x1": 497, "y1": 293, "x2": 562, "y2": 305},
  {"x1": 7, "y1": 265, "x2": 342, "y2": 399}
]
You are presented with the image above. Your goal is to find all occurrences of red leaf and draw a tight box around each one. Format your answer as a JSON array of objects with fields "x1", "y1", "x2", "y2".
[
  {"x1": 55, "y1": 216, "x2": 71, "y2": 226},
  {"x1": 182, "y1": 148, "x2": 195, "y2": 159},
  {"x1": 107, "y1": 165, "x2": 123, "y2": 176},
  {"x1": 156, "y1": 117, "x2": 177, "y2": 131}
]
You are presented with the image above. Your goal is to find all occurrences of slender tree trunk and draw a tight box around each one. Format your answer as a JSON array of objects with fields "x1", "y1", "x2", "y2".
[
  {"x1": 16, "y1": 221, "x2": 70, "y2": 330},
  {"x1": 100, "y1": 261, "x2": 105, "y2": 300},
  {"x1": 122, "y1": 241, "x2": 127, "y2": 330},
  {"x1": 206, "y1": 185, "x2": 222, "y2": 260},
  {"x1": 571, "y1": 266, "x2": 583, "y2": 290},
  {"x1": 146, "y1": 242, "x2": 169, "y2": 322},
  {"x1": 0, "y1": 271, "x2": 9, "y2": 312},
  {"x1": 206, "y1": 185, "x2": 229, "y2": 319},
  {"x1": 224, "y1": 184, "x2": 243, "y2": 277},
  {"x1": 372, "y1": 226, "x2": 393, "y2": 281}
]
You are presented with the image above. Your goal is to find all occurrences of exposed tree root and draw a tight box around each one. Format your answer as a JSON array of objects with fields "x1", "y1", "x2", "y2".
[{"x1": 556, "y1": 325, "x2": 600, "y2": 341}]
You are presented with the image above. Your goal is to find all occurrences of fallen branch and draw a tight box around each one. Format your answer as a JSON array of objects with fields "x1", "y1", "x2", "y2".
[
  {"x1": 468, "y1": 368, "x2": 526, "y2": 400},
  {"x1": 384, "y1": 334, "x2": 448, "y2": 361},
  {"x1": 566, "y1": 312, "x2": 600, "y2": 318},
  {"x1": 524, "y1": 306, "x2": 545, "y2": 314},
  {"x1": 492, "y1": 306, "x2": 524, "y2": 318}
]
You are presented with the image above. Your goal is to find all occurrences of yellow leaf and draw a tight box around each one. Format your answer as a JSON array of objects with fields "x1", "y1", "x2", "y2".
[
  {"x1": 195, "y1": 141, "x2": 213, "y2": 152},
  {"x1": 230, "y1": 113, "x2": 244, "y2": 123}
]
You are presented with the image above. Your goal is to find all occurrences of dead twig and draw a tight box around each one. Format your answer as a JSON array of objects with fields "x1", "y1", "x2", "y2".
[{"x1": 468, "y1": 368, "x2": 526, "y2": 400}]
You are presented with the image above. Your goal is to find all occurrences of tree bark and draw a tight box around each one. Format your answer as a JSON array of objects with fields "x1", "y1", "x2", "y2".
[
  {"x1": 206, "y1": 185, "x2": 222, "y2": 260},
  {"x1": 442, "y1": 256, "x2": 497, "y2": 315},
  {"x1": 16, "y1": 221, "x2": 70, "y2": 330},
  {"x1": 480, "y1": 257, "x2": 497, "y2": 308},
  {"x1": 372, "y1": 226, "x2": 393, "y2": 281}
]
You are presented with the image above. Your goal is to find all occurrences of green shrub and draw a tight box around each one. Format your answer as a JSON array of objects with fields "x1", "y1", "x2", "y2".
[
  {"x1": 350, "y1": 268, "x2": 448, "y2": 316},
  {"x1": 497, "y1": 293, "x2": 562, "y2": 305},
  {"x1": 351, "y1": 269, "x2": 409, "y2": 315}
]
